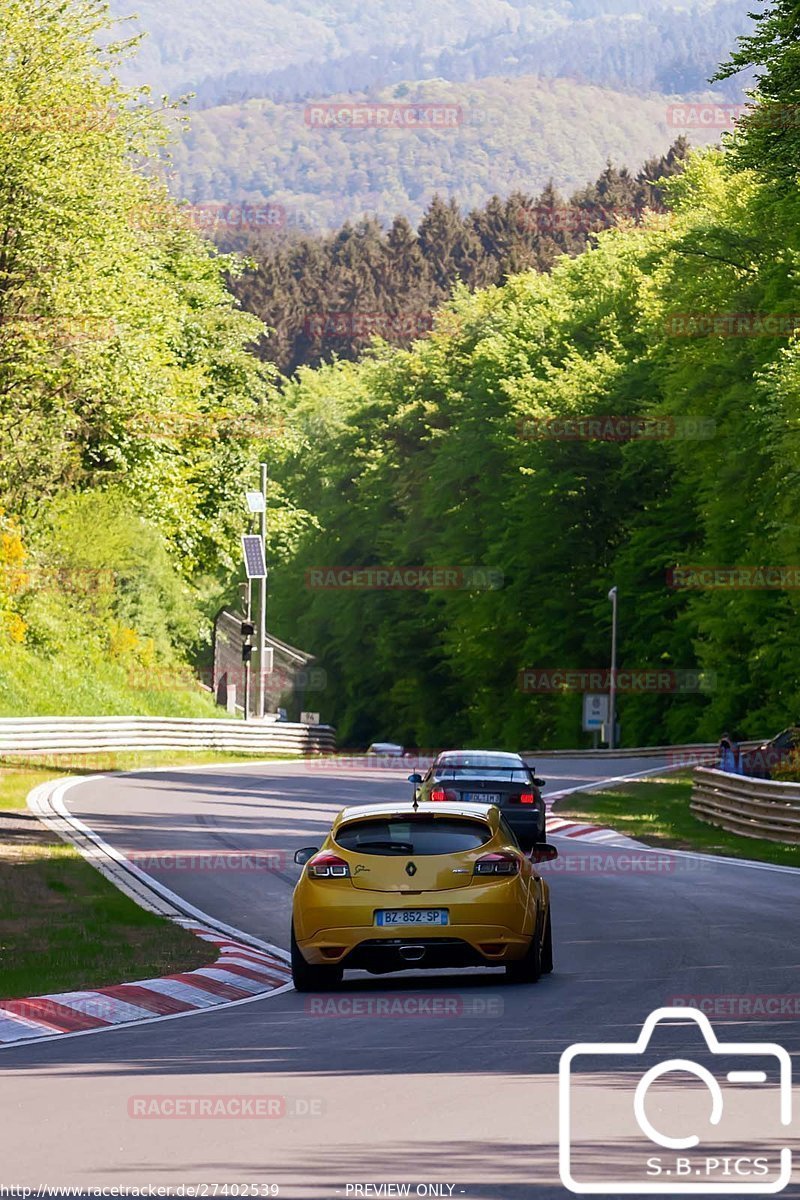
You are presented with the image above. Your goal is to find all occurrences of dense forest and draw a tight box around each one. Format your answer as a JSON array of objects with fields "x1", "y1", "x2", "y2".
[
  {"x1": 228, "y1": 139, "x2": 690, "y2": 374},
  {"x1": 4, "y1": 0, "x2": 800, "y2": 751}
]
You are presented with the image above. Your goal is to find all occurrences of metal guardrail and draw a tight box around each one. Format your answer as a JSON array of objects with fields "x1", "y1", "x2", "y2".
[
  {"x1": 523, "y1": 743, "x2": 720, "y2": 761},
  {"x1": 0, "y1": 716, "x2": 336, "y2": 757},
  {"x1": 691, "y1": 766, "x2": 800, "y2": 845}
]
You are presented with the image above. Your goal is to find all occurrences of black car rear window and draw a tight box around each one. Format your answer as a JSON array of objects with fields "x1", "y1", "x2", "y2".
[
  {"x1": 433, "y1": 767, "x2": 532, "y2": 784},
  {"x1": 334, "y1": 817, "x2": 492, "y2": 856}
]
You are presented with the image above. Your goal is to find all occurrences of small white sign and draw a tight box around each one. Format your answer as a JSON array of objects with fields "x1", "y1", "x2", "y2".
[
  {"x1": 582, "y1": 692, "x2": 609, "y2": 731},
  {"x1": 300, "y1": 711, "x2": 320, "y2": 726}
]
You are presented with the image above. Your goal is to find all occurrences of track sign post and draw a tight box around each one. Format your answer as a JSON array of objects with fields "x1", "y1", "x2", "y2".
[
  {"x1": 582, "y1": 693, "x2": 608, "y2": 732},
  {"x1": 242, "y1": 534, "x2": 267, "y2": 579}
]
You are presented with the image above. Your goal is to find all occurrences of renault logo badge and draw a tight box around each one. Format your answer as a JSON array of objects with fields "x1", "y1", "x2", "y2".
[{"x1": 405, "y1": 861, "x2": 417, "y2": 877}]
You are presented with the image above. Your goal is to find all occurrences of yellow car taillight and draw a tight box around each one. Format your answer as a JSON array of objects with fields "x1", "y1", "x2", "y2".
[
  {"x1": 307, "y1": 851, "x2": 351, "y2": 878},
  {"x1": 473, "y1": 852, "x2": 520, "y2": 877}
]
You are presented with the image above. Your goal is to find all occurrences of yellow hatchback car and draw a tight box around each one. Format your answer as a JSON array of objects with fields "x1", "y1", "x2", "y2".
[{"x1": 291, "y1": 799, "x2": 557, "y2": 991}]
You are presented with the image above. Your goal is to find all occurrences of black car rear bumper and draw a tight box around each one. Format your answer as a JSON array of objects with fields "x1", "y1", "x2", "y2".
[{"x1": 502, "y1": 808, "x2": 546, "y2": 846}]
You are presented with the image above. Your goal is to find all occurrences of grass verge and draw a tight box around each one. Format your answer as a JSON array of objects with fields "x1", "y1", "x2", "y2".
[
  {"x1": 0, "y1": 819, "x2": 217, "y2": 999},
  {"x1": 0, "y1": 749, "x2": 299, "y2": 998},
  {"x1": 552, "y1": 771, "x2": 800, "y2": 869}
]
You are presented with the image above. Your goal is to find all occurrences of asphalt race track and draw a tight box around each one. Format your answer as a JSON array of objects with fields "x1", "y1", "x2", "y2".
[{"x1": 1, "y1": 757, "x2": 799, "y2": 1199}]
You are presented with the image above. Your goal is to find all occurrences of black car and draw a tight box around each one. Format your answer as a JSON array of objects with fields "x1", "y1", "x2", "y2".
[
  {"x1": 409, "y1": 749, "x2": 546, "y2": 849},
  {"x1": 738, "y1": 726, "x2": 800, "y2": 779}
]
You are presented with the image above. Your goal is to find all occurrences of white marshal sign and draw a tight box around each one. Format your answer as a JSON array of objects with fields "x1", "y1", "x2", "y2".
[{"x1": 582, "y1": 692, "x2": 609, "y2": 732}]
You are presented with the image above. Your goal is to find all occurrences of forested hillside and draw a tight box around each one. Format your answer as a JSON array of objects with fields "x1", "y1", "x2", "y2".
[
  {"x1": 267, "y1": 0, "x2": 800, "y2": 748},
  {"x1": 110, "y1": 0, "x2": 753, "y2": 104},
  {"x1": 170, "y1": 77, "x2": 718, "y2": 227}
]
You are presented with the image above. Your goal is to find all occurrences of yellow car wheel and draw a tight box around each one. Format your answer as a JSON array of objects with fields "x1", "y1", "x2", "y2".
[
  {"x1": 506, "y1": 908, "x2": 550, "y2": 984},
  {"x1": 541, "y1": 908, "x2": 554, "y2": 974},
  {"x1": 291, "y1": 924, "x2": 343, "y2": 993}
]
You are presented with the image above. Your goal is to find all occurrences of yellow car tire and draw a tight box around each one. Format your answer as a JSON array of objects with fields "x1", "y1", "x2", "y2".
[{"x1": 291, "y1": 924, "x2": 343, "y2": 992}]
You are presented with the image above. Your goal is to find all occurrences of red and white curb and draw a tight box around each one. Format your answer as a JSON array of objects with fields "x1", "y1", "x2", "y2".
[
  {"x1": 545, "y1": 814, "x2": 640, "y2": 845},
  {"x1": 0, "y1": 924, "x2": 292, "y2": 1045}
]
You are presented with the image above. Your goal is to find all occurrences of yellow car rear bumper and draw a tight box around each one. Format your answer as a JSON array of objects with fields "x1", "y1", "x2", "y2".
[{"x1": 293, "y1": 877, "x2": 546, "y2": 967}]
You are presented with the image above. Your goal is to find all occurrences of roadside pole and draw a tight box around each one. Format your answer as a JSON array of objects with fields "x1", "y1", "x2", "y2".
[
  {"x1": 608, "y1": 585, "x2": 618, "y2": 750},
  {"x1": 244, "y1": 579, "x2": 252, "y2": 721},
  {"x1": 258, "y1": 462, "x2": 268, "y2": 719}
]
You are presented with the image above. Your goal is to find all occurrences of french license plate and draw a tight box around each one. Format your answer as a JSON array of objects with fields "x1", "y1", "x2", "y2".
[
  {"x1": 375, "y1": 909, "x2": 449, "y2": 927},
  {"x1": 462, "y1": 791, "x2": 501, "y2": 803}
]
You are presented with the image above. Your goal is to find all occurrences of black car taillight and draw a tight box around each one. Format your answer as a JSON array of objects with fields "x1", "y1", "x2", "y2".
[
  {"x1": 474, "y1": 852, "x2": 520, "y2": 876},
  {"x1": 518, "y1": 792, "x2": 537, "y2": 804}
]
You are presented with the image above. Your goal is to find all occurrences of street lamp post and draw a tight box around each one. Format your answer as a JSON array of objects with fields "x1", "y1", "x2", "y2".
[
  {"x1": 243, "y1": 581, "x2": 252, "y2": 721},
  {"x1": 258, "y1": 462, "x2": 268, "y2": 719},
  {"x1": 608, "y1": 585, "x2": 618, "y2": 750}
]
